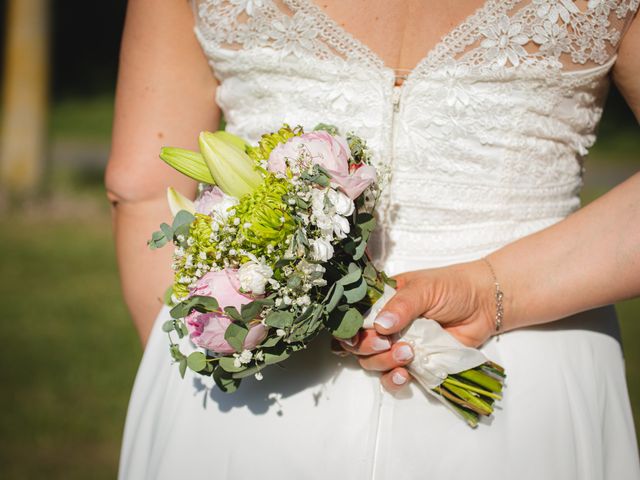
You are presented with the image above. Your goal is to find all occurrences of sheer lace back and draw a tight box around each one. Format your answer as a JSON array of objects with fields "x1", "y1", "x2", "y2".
[
  {"x1": 190, "y1": 0, "x2": 638, "y2": 269},
  {"x1": 192, "y1": 0, "x2": 638, "y2": 79}
]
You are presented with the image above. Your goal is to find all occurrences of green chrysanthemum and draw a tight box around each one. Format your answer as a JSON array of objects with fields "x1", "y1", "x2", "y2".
[
  {"x1": 172, "y1": 213, "x2": 217, "y2": 300},
  {"x1": 246, "y1": 124, "x2": 303, "y2": 163},
  {"x1": 233, "y1": 174, "x2": 295, "y2": 257}
]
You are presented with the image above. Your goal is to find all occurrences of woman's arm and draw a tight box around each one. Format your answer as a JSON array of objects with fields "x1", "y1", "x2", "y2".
[
  {"x1": 342, "y1": 15, "x2": 640, "y2": 391},
  {"x1": 105, "y1": 0, "x2": 220, "y2": 346}
]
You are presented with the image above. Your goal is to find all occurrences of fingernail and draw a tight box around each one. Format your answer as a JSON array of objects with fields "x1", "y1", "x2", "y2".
[
  {"x1": 392, "y1": 372, "x2": 407, "y2": 385},
  {"x1": 375, "y1": 312, "x2": 398, "y2": 330},
  {"x1": 343, "y1": 334, "x2": 359, "y2": 347},
  {"x1": 393, "y1": 345, "x2": 413, "y2": 362},
  {"x1": 371, "y1": 337, "x2": 391, "y2": 352}
]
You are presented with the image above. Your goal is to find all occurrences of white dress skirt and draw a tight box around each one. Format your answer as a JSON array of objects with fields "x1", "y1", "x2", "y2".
[
  {"x1": 118, "y1": 0, "x2": 640, "y2": 478},
  {"x1": 118, "y1": 255, "x2": 640, "y2": 480}
]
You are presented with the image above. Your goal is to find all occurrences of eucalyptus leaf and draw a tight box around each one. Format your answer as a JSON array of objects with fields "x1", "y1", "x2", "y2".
[
  {"x1": 240, "y1": 301, "x2": 263, "y2": 322},
  {"x1": 337, "y1": 265, "x2": 362, "y2": 286},
  {"x1": 326, "y1": 283, "x2": 344, "y2": 313},
  {"x1": 363, "y1": 263, "x2": 377, "y2": 281},
  {"x1": 344, "y1": 278, "x2": 368, "y2": 303},
  {"x1": 179, "y1": 321, "x2": 189, "y2": 337},
  {"x1": 172, "y1": 210, "x2": 196, "y2": 229},
  {"x1": 224, "y1": 306, "x2": 243, "y2": 322},
  {"x1": 224, "y1": 321, "x2": 249, "y2": 352},
  {"x1": 352, "y1": 238, "x2": 368, "y2": 260},
  {"x1": 187, "y1": 351, "x2": 207, "y2": 372},
  {"x1": 330, "y1": 308, "x2": 364, "y2": 339},
  {"x1": 162, "y1": 320, "x2": 175, "y2": 333},
  {"x1": 213, "y1": 366, "x2": 242, "y2": 393},
  {"x1": 192, "y1": 296, "x2": 219, "y2": 312},
  {"x1": 160, "y1": 223, "x2": 173, "y2": 241},
  {"x1": 148, "y1": 230, "x2": 168, "y2": 250},
  {"x1": 232, "y1": 363, "x2": 265, "y2": 379},
  {"x1": 259, "y1": 336, "x2": 282, "y2": 348},
  {"x1": 265, "y1": 311, "x2": 294, "y2": 328},
  {"x1": 219, "y1": 356, "x2": 245, "y2": 373},
  {"x1": 178, "y1": 357, "x2": 187, "y2": 378},
  {"x1": 356, "y1": 212, "x2": 376, "y2": 233},
  {"x1": 263, "y1": 351, "x2": 291, "y2": 365},
  {"x1": 169, "y1": 344, "x2": 185, "y2": 362}
]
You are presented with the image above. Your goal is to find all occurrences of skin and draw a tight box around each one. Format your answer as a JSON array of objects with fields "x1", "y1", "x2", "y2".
[{"x1": 106, "y1": 2, "x2": 640, "y2": 392}]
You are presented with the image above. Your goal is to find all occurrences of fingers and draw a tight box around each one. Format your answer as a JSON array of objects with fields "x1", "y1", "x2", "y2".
[
  {"x1": 380, "y1": 367, "x2": 411, "y2": 393},
  {"x1": 338, "y1": 329, "x2": 391, "y2": 356},
  {"x1": 357, "y1": 341, "x2": 414, "y2": 371},
  {"x1": 374, "y1": 285, "x2": 429, "y2": 335}
]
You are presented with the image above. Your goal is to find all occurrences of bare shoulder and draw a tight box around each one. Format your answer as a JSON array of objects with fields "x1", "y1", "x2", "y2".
[{"x1": 613, "y1": 12, "x2": 640, "y2": 121}]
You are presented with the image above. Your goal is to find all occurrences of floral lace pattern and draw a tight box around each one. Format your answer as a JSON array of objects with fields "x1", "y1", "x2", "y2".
[
  {"x1": 190, "y1": 0, "x2": 637, "y2": 266},
  {"x1": 193, "y1": 0, "x2": 638, "y2": 76}
]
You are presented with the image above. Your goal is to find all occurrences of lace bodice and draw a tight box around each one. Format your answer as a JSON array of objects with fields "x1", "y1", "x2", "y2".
[{"x1": 190, "y1": 0, "x2": 638, "y2": 272}]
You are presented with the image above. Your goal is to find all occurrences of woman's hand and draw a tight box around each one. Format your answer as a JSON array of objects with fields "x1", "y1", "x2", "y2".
[{"x1": 336, "y1": 259, "x2": 498, "y2": 393}]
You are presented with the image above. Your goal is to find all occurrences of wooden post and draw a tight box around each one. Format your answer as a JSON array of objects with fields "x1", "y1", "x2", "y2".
[{"x1": 0, "y1": 0, "x2": 50, "y2": 199}]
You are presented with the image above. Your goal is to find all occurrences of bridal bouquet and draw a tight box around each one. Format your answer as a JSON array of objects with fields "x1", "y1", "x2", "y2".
[{"x1": 149, "y1": 124, "x2": 505, "y2": 427}]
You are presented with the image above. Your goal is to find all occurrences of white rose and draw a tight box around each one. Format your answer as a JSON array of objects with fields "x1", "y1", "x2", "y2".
[
  {"x1": 309, "y1": 237, "x2": 334, "y2": 262},
  {"x1": 327, "y1": 188, "x2": 354, "y2": 216},
  {"x1": 211, "y1": 194, "x2": 239, "y2": 220},
  {"x1": 310, "y1": 188, "x2": 327, "y2": 214},
  {"x1": 238, "y1": 258, "x2": 273, "y2": 295},
  {"x1": 332, "y1": 214, "x2": 351, "y2": 239}
]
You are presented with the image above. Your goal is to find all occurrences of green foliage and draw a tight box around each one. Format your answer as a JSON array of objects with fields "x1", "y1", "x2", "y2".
[
  {"x1": 186, "y1": 352, "x2": 207, "y2": 372},
  {"x1": 329, "y1": 308, "x2": 364, "y2": 339},
  {"x1": 265, "y1": 311, "x2": 294, "y2": 328},
  {"x1": 224, "y1": 322, "x2": 249, "y2": 352}
]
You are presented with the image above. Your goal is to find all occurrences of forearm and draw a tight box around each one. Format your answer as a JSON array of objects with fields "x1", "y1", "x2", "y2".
[
  {"x1": 105, "y1": 0, "x2": 219, "y2": 344},
  {"x1": 490, "y1": 172, "x2": 640, "y2": 331},
  {"x1": 111, "y1": 196, "x2": 186, "y2": 345}
]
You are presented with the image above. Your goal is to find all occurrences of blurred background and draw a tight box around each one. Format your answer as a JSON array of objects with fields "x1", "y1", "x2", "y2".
[{"x1": 0, "y1": 0, "x2": 637, "y2": 478}]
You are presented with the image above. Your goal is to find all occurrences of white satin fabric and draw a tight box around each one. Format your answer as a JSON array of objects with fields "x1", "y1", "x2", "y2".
[{"x1": 119, "y1": 1, "x2": 640, "y2": 478}]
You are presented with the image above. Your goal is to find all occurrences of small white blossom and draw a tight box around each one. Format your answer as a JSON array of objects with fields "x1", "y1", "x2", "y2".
[
  {"x1": 296, "y1": 295, "x2": 311, "y2": 306},
  {"x1": 254, "y1": 372, "x2": 264, "y2": 381},
  {"x1": 177, "y1": 235, "x2": 186, "y2": 242},
  {"x1": 199, "y1": 251, "x2": 207, "y2": 260},
  {"x1": 254, "y1": 350, "x2": 264, "y2": 362},
  {"x1": 283, "y1": 295, "x2": 292, "y2": 305},
  {"x1": 276, "y1": 328, "x2": 286, "y2": 337},
  {"x1": 310, "y1": 237, "x2": 334, "y2": 262},
  {"x1": 187, "y1": 237, "x2": 195, "y2": 246},
  {"x1": 238, "y1": 255, "x2": 274, "y2": 295},
  {"x1": 233, "y1": 217, "x2": 241, "y2": 226},
  {"x1": 238, "y1": 349, "x2": 252, "y2": 364},
  {"x1": 332, "y1": 214, "x2": 351, "y2": 240},
  {"x1": 327, "y1": 188, "x2": 355, "y2": 216}
]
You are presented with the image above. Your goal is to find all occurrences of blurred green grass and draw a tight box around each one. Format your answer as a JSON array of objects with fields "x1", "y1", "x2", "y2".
[
  {"x1": 0, "y1": 205, "x2": 140, "y2": 479},
  {"x1": 0, "y1": 94, "x2": 637, "y2": 479}
]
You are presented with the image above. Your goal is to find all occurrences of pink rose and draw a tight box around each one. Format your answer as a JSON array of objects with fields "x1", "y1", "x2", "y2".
[
  {"x1": 185, "y1": 269, "x2": 267, "y2": 354},
  {"x1": 267, "y1": 131, "x2": 376, "y2": 200}
]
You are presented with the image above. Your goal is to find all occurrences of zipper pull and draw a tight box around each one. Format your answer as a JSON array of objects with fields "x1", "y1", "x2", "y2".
[{"x1": 392, "y1": 86, "x2": 402, "y2": 113}]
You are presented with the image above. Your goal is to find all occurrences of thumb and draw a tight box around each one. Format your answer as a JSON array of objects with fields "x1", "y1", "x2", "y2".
[{"x1": 373, "y1": 283, "x2": 429, "y2": 335}]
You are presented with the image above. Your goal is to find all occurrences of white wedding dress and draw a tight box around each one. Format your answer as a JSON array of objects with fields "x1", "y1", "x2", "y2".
[{"x1": 119, "y1": 1, "x2": 640, "y2": 479}]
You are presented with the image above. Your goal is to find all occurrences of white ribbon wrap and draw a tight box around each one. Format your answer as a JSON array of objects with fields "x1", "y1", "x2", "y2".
[{"x1": 362, "y1": 285, "x2": 487, "y2": 395}]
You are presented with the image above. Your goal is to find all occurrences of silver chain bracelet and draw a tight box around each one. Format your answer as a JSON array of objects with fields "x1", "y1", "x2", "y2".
[{"x1": 482, "y1": 257, "x2": 504, "y2": 339}]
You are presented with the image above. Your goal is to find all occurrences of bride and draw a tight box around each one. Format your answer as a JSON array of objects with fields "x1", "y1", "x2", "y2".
[{"x1": 106, "y1": 0, "x2": 640, "y2": 478}]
